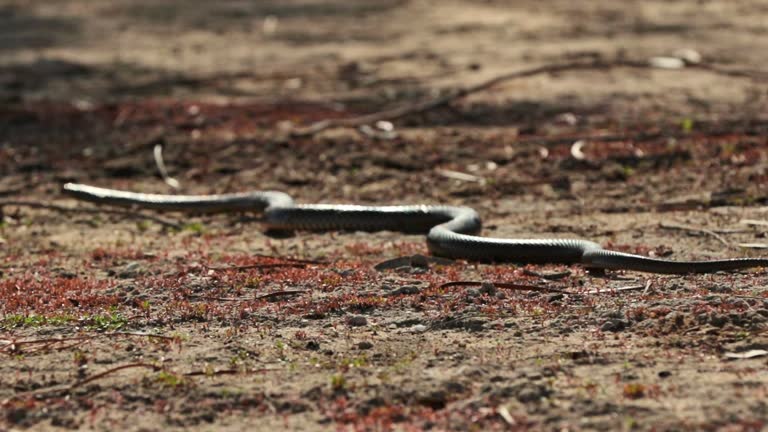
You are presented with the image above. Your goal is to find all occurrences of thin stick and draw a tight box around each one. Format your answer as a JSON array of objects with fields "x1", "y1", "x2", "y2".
[
  {"x1": 24, "y1": 341, "x2": 85, "y2": 355},
  {"x1": 249, "y1": 253, "x2": 327, "y2": 265},
  {"x1": 583, "y1": 284, "x2": 646, "y2": 295},
  {"x1": 1, "y1": 336, "x2": 89, "y2": 346},
  {"x1": 290, "y1": 58, "x2": 768, "y2": 136},
  {"x1": 187, "y1": 290, "x2": 306, "y2": 302},
  {"x1": 0, "y1": 336, "x2": 89, "y2": 354},
  {"x1": 70, "y1": 362, "x2": 160, "y2": 390},
  {"x1": 521, "y1": 269, "x2": 572, "y2": 280},
  {"x1": 438, "y1": 281, "x2": 568, "y2": 294},
  {"x1": 206, "y1": 263, "x2": 312, "y2": 271},
  {"x1": 186, "y1": 294, "x2": 249, "y2": 302},
  {"x1": 2, "y1": 333, "x2": 176, "y2": 345},
  {"x1": 105, "y1": 332, "x2": 179, "y2": 341},
  {"x1": 5, "y1": 362, "x2": 161, "y2": 401},
  {"x1": 256, "y1": 290, "x2": 306, "y2": 301},
  {"x1": 182, "y1": 367, "x2": 277, "y2": 377},
  {"x1": 659, "y1": 221, "x2": 731, "y2": 248},
  {"x1": 1, "y1": 333, "x2": 177, "y2": 355},
  {"x1": 205, "y1": 254, "x2": 326, "y2": 271},
  {"x1": 0, "y1": 200, "x2": 182, "y2": 230}
]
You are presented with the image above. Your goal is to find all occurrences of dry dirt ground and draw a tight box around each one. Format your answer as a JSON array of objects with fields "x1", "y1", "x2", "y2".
[{"x1": 2, "y1": 1, "x2": 768, "y2": 431}]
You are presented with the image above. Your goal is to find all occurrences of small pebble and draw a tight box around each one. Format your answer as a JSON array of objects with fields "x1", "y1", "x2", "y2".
[
  {"x1": 306, "y1": 341, "x2": 320, "y2": 351},
  {"x1": 479, "y1": 282, "x2": 497, "y2": 296},
  {"x1": 547, "y1": 293, "x2": 565, "y2": 303},
  {"x1": 357, "y1": 341, "x2": 374, "y2": 350},
  {"x1": 118, "y1": 261, "x2": 142, "y2": 279},
  {"x1": 347, "y1": 316, "x2": 368, "y2": 327},
  {"x1": 410, "y1": 254, "x2": 430, "y2": 268},
  {"x1": 387, "y1": 285, "x2": 420, "y2": 296},
  {"x1": 600, "y1": 319, "x2": 626, "y2": 332}
]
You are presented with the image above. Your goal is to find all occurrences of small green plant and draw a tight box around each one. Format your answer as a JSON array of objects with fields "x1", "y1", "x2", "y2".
[
  {"x1": 622, "y1": 165, "x2": 635, "y2": 178},
  {"x1": 183, "y1": 222, "x2": 206, "y2": 234},
  {"x1": 156, "y1": 371, "x2": 184, "y2": 388},
  {"x1": 73, "y1": 350, "x2": 88, "y2": 366},
  {"x1": 624, "y1": 416, "x2": 639, "y2": 430},
  {"x1": 275, "y1": 340, "x2": 290, "y2": 360},
  {"x1": 229, "y1": 349, "x2": 250, "y2": 367},
  {"x1": 87, "y1": 311, "x2": 128, "y2": 331},
  {"x1": 390, "y1": 351, "x2": 418, "y2": 373},
  {"x1": 720, "y1": 142, "x2": 737, "y2": 157},
  {"x1": 203, "y1": 363, "x2": 215, "y2": 377},
  {"x1": 681, "y1": 118, "x2": 694, "y2": 133},
  {"x1": 2, "y1": 314, "x2": 76, "y2": 328},
  {"x1": 330, "y1": 374, "x2": 346, "y2": 392},
  {"x1": 340, "y1": 356, "x2": 367, "y2": 369}
]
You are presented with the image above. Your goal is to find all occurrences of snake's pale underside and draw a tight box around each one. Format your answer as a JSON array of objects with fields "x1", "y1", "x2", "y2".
[{"x1": 62, "y1": 183, "x2": 768, "y2": 274}]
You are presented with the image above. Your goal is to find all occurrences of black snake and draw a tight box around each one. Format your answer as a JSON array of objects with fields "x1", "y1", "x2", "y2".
[{"x1": 62, "y1": 183, "x2": 768, "y2": 274}]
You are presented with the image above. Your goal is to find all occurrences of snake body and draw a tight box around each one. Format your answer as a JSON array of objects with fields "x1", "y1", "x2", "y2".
[{"x1": 62, "y1": 183, "x2": 768, "y2": 274}]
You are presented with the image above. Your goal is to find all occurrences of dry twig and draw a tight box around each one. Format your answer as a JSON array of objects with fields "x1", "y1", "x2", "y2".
[
  {"x1": 256, "y1": 290, "x2": 307, "y2": 300},
  {"x1": 438, "y1": 281, "x2": 568, "y2": 294},
  {"x1": 5, "y1": 362, "x2": 161, "y2": 402},
  {"x1": 105, "y1": 331, "x2": 179, "y2": 341},
  {"x1": 187, "y1": 290, "x2": 306, "y2": 302},
  {"x1": 0, "y1": 200, "x2": 182, "y2": 230},
  {"x1": 249, "y1": 254, "x2": 327, "y2": 265},
  {"x1": 206, "y1": 263, "x2": 312, "y2": 271},
  {"x1": 521, "y1": 269, "x2": 572, "y2": 280},
  {"x1": 205, "y1": 255, "x2": 326, "y2": 271},
  {"x1": 1, "y1": 336, "x2": 89, "y2": 354},
  {"x1": 1, "y1": 332, "x2": 178, "y2": 355},
  {"x1": 583, "y1": 284, "x2": 646, "y2": 295},
  {"x1": 291, "y1": 58, "x2": 768, "y2": 136},
  {"x1": 659, "y1": 221, "x2": 731, "y2": 248},
  {"x1": 182, "y1": 367, "x2": 276, "y2": 377}
]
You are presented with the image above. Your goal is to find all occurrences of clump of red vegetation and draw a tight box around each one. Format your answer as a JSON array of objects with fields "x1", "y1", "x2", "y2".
[
  {"x1": 89, "y1": 247, "x2": 157, "y2": 264},
  {"x1": 0, "y1": 274, "x2": 118, "y2": 315}
]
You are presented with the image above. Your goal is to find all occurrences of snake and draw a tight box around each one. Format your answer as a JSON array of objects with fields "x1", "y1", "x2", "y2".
[{"x1": 62, "y1": 182, "x2": 768, "y2": 274}]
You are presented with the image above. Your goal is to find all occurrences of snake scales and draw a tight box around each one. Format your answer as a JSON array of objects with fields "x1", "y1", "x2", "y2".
[{"x1": 62, "y1": 183, "x2": 768, "y2": 274}]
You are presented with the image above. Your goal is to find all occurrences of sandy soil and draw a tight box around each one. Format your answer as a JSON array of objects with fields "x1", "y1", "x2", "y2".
[{"x1": 1, "y1": 1, "x2": 768, "y2": 431}]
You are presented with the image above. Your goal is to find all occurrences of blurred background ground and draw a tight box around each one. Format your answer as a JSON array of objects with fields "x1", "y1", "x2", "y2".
[
  {"x1": 2, "y1": 0, "x2": 767, "y2": 116},
  {"x1": 1, "y1": 1, "x2": 768, "y2": 431}
]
